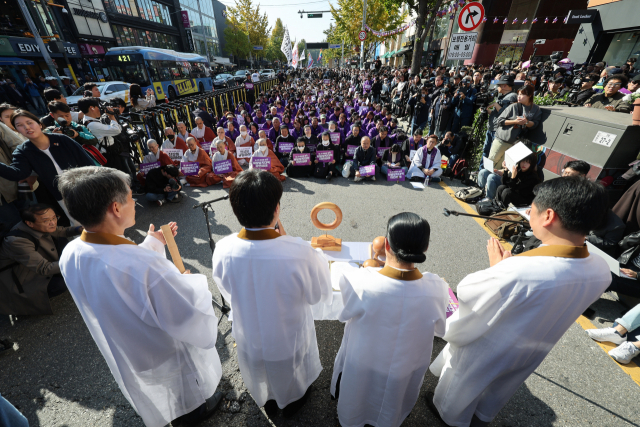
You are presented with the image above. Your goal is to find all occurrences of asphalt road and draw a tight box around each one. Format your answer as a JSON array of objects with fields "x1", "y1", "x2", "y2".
[{"x1": 1, "y1": 168, "x2": 639, "y2": 427}]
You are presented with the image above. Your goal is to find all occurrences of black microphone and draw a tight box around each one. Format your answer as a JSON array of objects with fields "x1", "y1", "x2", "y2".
[{"x1": 192, "y1": 195, "x2": 229, "y2": 209}]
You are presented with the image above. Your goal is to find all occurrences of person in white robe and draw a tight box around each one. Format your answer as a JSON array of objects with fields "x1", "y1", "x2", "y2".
[
  {"x1": 235, "y1": 125, "x2": 253, "y2": 165},
  {"x1": 57, "y1": 166, "x2": 223, "y2": 427},
  {"x1": 161, "y1": 127, "x2": 177, "y2": 151},
  {"x1": 331, "y1": 213, "x2": 448, "y2": 427},
  {"x1": 428, "y1": 177, "x2": 612, "y2": 427},
  {"x1": 212, "y1": 169, "x2": 332, "y2": 417},
  {"x1": 142, "y1": 139, "x2": 161, "y2": 164},
  {"x1": 406, "y1": 134, "x2": 443, "y2": 181},
  {"x1": 181, "y1": 138, "x2": 200, "y2": 163},
  {"x1": 249, "y1": 138, "x2": 269, "y2": 169}
]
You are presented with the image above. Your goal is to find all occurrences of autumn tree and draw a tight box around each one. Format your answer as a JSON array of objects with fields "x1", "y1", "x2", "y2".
[
  {"x1": 225, "y1": 0, "x2": 271, "y2": 61},
  {"x1": 384, "y1": 0, "x2": 446, "y2": 74},
  {"x1": 224, "y1": 25, "x2": 251, "y2": 60},
  {"x1": 330, "y1": 0, "x2": 407, "y2": 63},
  {"x1": 266, "y1": 18, "x2": 287, "y2": 63}
]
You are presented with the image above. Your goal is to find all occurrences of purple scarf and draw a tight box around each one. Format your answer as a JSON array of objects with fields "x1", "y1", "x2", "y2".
[{"x1": 421, "y1": 146, "x2": 438, "y2": 169}]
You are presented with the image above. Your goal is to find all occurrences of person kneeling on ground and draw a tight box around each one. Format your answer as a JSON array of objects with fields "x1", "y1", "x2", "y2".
[
  {"x1": 587, "y1": 303, "x2": 640, "y2": 364},
  {"x1": 286, "y1": 137, "x2": 314, "y2": 178},
  {"x1": 350, "y1": 136, "x2": 377, "y2": 182},
  {"x1": 0, "y1": 203, "x2": 82, "y2": 315},
  {"x1": 313, "y1": 131, "x2": 339, "y2": 180},
  {"x1": 407, "y1": 134, "x2": 442, "y2": 182},
  {"x1": 439, "y1": 131, "x2": 465, "y2": 167},
  {"x1": 381, "y1": 143, "x2": 409, "y2": 177},
  {"x1": 145, "y1": 164, "x2": 181, "y2": 207}
]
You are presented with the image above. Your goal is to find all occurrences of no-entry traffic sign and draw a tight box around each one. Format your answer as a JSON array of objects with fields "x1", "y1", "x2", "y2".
[
  {"x1": 458, "y1": 2, "x2": 485, "y2": 32},
  {"x1": 358, "y1": 30, "x2": 367, "y2": 41}
]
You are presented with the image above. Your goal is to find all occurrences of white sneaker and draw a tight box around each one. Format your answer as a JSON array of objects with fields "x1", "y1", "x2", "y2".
[
  {"x1": 156, "y1": 200, "x2": 164, "y2": 207},
  {"x1": 354, "y1": 176, "x2": 363, "y2": 182},
  {"x1": 608, "y1": 342, "x2": 640, "y2": 364},
  {"x1": 586, "y1": 327, "x2": 627, "y2": 345},
  {"x1": 371, "y1": 176, "x2": 376, "y2": 181}
]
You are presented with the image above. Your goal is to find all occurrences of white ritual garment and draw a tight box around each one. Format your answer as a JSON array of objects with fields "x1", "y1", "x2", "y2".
[
  {"x1": 406, "y1": 146, "x2": 443, "y2": 179},
  {"x1": 59, "y1": 232, "x2": 222, "y2": 427},
  {"x1": 431, "y1": 245, "x2": 611, "y2": 427},
  {"x1": 181, "y1": 146, "x2": 200, "y2": 163},
  {"x1": 331, "y1": 265, "x2": 448, "y2": 427},
  {"x1": 212, "y1": 228, "x2": 332, "y2": 408}
]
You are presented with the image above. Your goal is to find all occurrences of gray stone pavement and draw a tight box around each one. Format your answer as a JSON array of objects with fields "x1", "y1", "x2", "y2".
[{"x1": 1, "y1": 169, "x2": 639, "y2": 427}]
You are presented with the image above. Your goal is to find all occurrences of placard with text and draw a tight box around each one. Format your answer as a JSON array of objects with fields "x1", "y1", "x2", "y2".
[
  {"x1": 292, "y1": 152, "x2": 311, "y2": 165},
  {"x1": 278, "y1": 142, "x2": 294, "y2": 153},
  {"x1": 252, "y1": 156, "x2": 271, "y2": 170},
  {"x1": 387, "y1": 168, "x2": 405, "y2": 181},
  {"x1": 346, "y1": 145, "x2": 358, "y2": 157},
  {"x1": 236, "y1": 146, "x2": 253, "y2": 158},
  {"x1": 359, "y1": 165, "x2": 376, "y2": 176},
  {"x1": 213, "y1": 159, "x2": 232, "y2": 174},
  {"x1": 164, "y1": 148, "x2": 183, "y2": 161},
  {"x1": 180, "y1": 161, "x2": 199, "y2": 176},
  {"x1": 330, "y1": 132, "x2": 340, "y2": 144},
  {"x1": 316, "y1": 150, "x2": 334, "y2": 163},
  {"x1": 139, "y1": 161, "x2": 160, "y2": 175}
]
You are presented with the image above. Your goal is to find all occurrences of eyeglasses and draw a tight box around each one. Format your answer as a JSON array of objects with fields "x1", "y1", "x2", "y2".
[
  {"x1": 37, "y1": 215, "x2": 60, "y2": 224},
  {"x1": 606, "y1": 82, "x2": 622, "y2": 87}
]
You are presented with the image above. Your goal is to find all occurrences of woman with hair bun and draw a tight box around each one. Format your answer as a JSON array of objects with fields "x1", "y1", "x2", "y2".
[{"x1": 330, "y1": 212, "x2": 449, "y2": 427}]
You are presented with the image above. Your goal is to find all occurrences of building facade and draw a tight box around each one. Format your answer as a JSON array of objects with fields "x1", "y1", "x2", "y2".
[
  {"x1": 567, "y1": 0, "x2": 640, "y2": 66},
  {"x1": 179, "y1": 0, "x2": 220, "y2": 61}
]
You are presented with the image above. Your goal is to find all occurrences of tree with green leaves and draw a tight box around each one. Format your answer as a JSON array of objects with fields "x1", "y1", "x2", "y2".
[
  {"x1": 225, "y1": 0, "x2": 271, "y2": 62},
  {"x1": 330, "y1": 0, "x2": 407, "y2": 63},
  {"x1": 224, "y1": 25, "x2": 251, "y2": 61},
  {"x1": 266, "y1": 18, "x2": 288, "y2": 63},
  {"x1": 384, "y1": 0, "x2": 446, "y2": 74}
]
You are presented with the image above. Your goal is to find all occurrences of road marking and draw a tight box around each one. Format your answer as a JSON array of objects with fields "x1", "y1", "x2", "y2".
[{"x1": 439, "y1": 180, "x2": 640, "y2": 385}]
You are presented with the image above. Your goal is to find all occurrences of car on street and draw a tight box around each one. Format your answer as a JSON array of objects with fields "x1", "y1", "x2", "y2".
[
  {"x1": 259, "y1": 69, "x2": 275, "y2": 78},
  {"x1": 213, "y1": 73, "x2": 235, "y2": 89},
  {"x1": 231, "y1": 70, "x2": 250, "y2": 84},
  {"x1": 67, "y1": 81, "x2": 131, "y2": 106}
]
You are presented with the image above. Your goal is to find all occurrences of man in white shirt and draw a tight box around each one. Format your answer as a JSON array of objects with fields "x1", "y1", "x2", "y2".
[
  {"x1": 212, "y1": 169, "x2": 331, "y2": 418},
  {"x1": 427, "y1": 177, "x2": 612, "y2": 427},
  {"x1": 251, "y1": 70, "x2": 260, "y2": 82},
  {"x1": 57, "y1": 166, "x2": 223, "y2": 427}
]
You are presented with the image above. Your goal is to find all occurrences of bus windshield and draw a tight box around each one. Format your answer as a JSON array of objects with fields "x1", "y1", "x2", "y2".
[{"x1": 106, "y1": 56, "x2": 150, "y2": 87}]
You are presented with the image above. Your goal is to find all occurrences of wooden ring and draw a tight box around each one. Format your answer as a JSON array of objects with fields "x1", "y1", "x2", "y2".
[{"x1": 310, "y1": 202, "x2": 343, "y2": 231}]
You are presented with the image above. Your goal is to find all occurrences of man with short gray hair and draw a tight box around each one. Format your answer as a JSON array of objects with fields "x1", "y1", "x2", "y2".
[{"x1": 58, "y1": 166, "x2": 223, "y2": 427}]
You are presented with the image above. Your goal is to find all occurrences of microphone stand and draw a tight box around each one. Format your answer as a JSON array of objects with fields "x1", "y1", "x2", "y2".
[{"x1": 193, "y1": 195, "x2": 231, "y2": 324}]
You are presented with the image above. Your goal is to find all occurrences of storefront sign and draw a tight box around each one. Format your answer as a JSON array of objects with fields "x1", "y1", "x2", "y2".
[
  {"x1": 566, "y1": 9, "x2": 599, "y2": 24},
  {"x1": 78, "y1": 43, "x2": 106, "y2": 56},
  {"x1": 8, "y1": 37, "x2": 81, "y2": 59},
  {"x1": 181, "y1": 11, "x2": 190, "y2": 28},
  {"x1": 73, "y1": 8, "x2": 108, "y2": 23}
]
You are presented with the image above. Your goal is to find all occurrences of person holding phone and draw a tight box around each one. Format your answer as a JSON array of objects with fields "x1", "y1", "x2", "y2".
[{"x1": 129, "y1": 84, "x2": 156, "y2": 112}]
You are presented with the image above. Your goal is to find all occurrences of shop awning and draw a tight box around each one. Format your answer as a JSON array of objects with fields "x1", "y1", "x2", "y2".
[
  {"x1": 395, "y1": 47, "x2": 412, "y2": 57},
  {"x1": 0, "y1": 57, "x2": 35, "y2": 66},
  {"x1": 388, "y1": 50, "x2": 397, "y2": 57}
]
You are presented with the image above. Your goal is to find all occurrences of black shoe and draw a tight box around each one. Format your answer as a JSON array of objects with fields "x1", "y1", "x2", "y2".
[
  {"x1": 282, "y1": 386, "x2": 312, "y2": 418},
  {"x1": 424, "y1": 392, "x2": 447, "y2": 425},
  {"x1": 172, "y1": 391, "x2": 223, "y2": 427},
  {"x1": 326, "y1": 172, "x2": 332, "y2": 180},
  {"x1": 264, "y1": 399, "x2": 279, "y2": 418}
]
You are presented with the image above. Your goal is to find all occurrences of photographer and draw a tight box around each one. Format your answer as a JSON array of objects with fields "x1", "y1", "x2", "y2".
[
  {"x1": 43, "y1": 102, "x2": 98, "y2": 146},
  {"x1": 477, "y1": 75, "x2": 517, "y2": 172},
  {"x1": 408, "y1": 85, "x2": 430, "y2": 135},
  {"x1": 585, "y1": 75, "x2": 631, "y2": 113},
  {"x1": 144, "y1": 164, "x2": 181, "y2": 206},
  {"x1": 439, "y1": 131, "x2": 465, "y2": 167},
  {"x1": 42, "y1": 88, "x2": 83, "y2": 123},
  {"x1": 451, "y1": 79, "x2": 476, "y2": 133},
  {"x1": 79, "y1": 97, "x2": 143, "y2": 194},
  {"x1": 571, "y1": 74, "x2": 599, "y2": 105}
]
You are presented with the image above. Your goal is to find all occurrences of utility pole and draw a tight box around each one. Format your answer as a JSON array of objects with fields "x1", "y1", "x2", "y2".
[
  {"x1": 17, "y1": 0, "x2": 66, "y2": 95},
  {"x1": 41, "y1": 2, "x2": 78, "y2": 91},
  {"x1": 359, "y1": 0, "x2": 367, "y2": 69},
  {"x1": 246, "y1": 21, "x2": 253, "y2": 69}
]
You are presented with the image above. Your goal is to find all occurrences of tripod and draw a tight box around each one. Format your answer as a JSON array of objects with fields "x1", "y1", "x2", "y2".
[{"x1": 193, "y1": 195, "x2": 231, "y2": 324}]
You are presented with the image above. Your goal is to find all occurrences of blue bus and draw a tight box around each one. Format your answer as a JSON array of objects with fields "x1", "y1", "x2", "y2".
[{"x1": 104, "y1": 47, "x2": 213, "y2": 101}]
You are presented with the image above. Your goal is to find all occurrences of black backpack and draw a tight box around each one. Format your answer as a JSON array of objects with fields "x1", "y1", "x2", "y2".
[{"x1": 476, "y1": 199, "x2": 505, "y2": 216}]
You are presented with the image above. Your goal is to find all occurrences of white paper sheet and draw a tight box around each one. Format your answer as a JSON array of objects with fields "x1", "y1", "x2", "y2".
[
  {"x1": 586, "y1": 242, "x2": 622, "y2": 277},
  {"x1": 504, "y1": 142, "x2": 533, "y2": 170},
  {"x1": 483, "y1": 156, "x2": 494, "y2": 172},
  {"x1": 410, "y1": 182, "x2": 426, "y2": 189}
]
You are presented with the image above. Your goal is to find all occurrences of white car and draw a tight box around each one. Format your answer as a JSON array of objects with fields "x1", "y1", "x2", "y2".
[
  {"x1": 67, "y1": 81, "x2": 131, "y2": 106},
  {"x1": 259, "y1": 69, "x2": 275, "y2": 78}
]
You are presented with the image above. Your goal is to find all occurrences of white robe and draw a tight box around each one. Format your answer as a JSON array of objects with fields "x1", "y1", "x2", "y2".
[
  {"x1": 142, "y1": 150, "x2": 160, "y2": 164},
  {"x1": 59, "y1": 232, "x2": 221, "y2": 427},
  {"x1": 331, "y1": 265, "x2": 448, "y2": 427},
  {"x1": 211, "y1": 149, "x2": 229, "y2": 163},
  {"x1": 161, "y1": 139, "x2": 175, "y2": 150},
  {"x1": 430, "y1": 245, "x2": 611, "y2": 427},
  {"x1": 407, "y1": 147, "x2": 442, "y2": 179},
  {"x1": 181, "y1": 146, "x2": 200, "y2": 163},
  {"x1": 212, "y1": 228, "x2": 332, "y2": 408}
]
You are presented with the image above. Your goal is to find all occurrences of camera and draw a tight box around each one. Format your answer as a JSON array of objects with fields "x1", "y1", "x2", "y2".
[
  {"x1": 168, "y1": 178, "x2": 181, "y2": 191},
  {"x1": 55, "y1": 117, "x2": 76, "y2": 138}
]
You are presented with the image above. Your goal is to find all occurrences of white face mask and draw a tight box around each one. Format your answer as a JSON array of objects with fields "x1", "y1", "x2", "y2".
[
  {"x1": 259, "y1": 146, "x2": 267, "y2": 153},
  {"x1": 329, "y1": 127, "x2": 336, "y2": 132},
  {"x1": 240, "y1": 131, "x2": 247, "y2": 136},
  {"x1": 297, "y1": 146, "x2": 305, "y2": 152},
  {"x1": 322, "y1": 140, "x2": 330, "y2": 146}
]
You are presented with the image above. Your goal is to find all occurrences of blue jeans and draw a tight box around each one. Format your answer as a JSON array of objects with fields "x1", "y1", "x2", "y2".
[
  {"x1": 477, "y1": 169, "x2": 501, "y2": 199},
  {"x1": 145, "y1": 191, "x2": 177, "y2": 202},
  {"x1": 30, "y1": 95, "x2": 47, "y2": 115},
  {"x1": 478, "y1": 129, "x2": 496, "y2": 171},
  {"x1": 381, "y1": 165, "x2": 408, "y2": 176},
  {"x1": 410, "y1": 118, "x2": 429, "y2": 136},
  {"x1": 616, "y1": 304, "x2": 640, "y2": 336},
  {"x1": 0, "y1": 393, "x2": 28, "y2": 427}
]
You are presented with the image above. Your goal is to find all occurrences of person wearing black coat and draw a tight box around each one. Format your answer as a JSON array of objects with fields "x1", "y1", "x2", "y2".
[
  {"x1": 313, "y1": 132, "x2": 340, "y2": 180},
  {"x1": 350, "y1": 136, "x2": 377, "y2": 182},
  {"x1": 438, "y1": 131, "x2": 465, "y2": 167},
  {"x1": 343, "y1": 125, "x2": 363, "y2": 162},
  {"x1": 192, "y1": 103, "x2": 216, "y2": 129},
  {"x1": 285, "y1": 137, "x2": 314, "y2": 178},
  {"x1": 0, "y1": 111, "x2": 95, "y2": 224},
  {"x1": 430, "y1": 87, "x2": 453, "y2": 138},
  {"x1": 274, "y1": 128, "x2": 296, "y2": 167},
  {"x1": 495, "y1": 153, "x2": 539, "y2": 207}
]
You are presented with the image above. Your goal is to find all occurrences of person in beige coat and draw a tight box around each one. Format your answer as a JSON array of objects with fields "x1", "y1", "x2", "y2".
[{"x1": 0, "y1": 203, "x2": 81, "y2": 315}]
